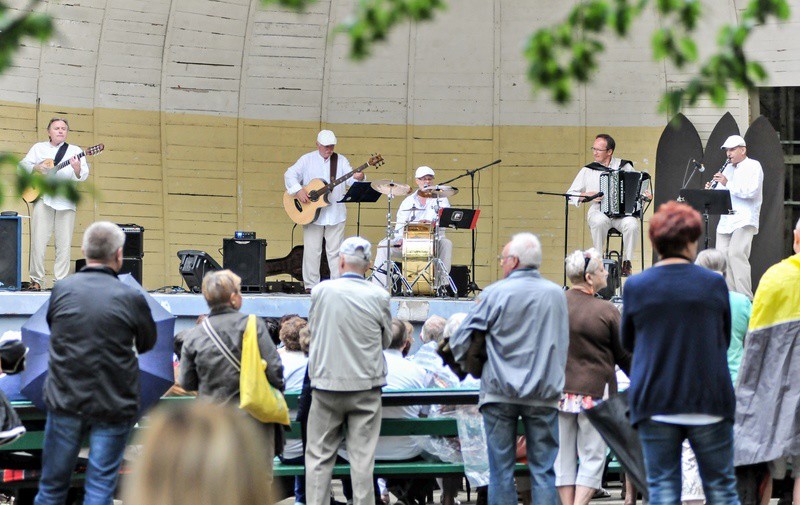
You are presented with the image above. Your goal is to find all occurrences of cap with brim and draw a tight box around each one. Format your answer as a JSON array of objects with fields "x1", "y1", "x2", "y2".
[
  {"x1": 317, "y1": 130, "x2": 337, "y2": 146},
  {"x1": 721, "y1": 135, "x2": 746, "y2": 149},
  {"x1": 340, "y1": 236, "x2": 372, "y2": 261},
  {"x1": 415, "y1": 166, "x2": 435, "y2": 179}
]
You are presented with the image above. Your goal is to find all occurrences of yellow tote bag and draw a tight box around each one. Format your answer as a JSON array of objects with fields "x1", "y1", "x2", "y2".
[{"x1": 239, "y1": 315, "x2": 290, "y2": 425}]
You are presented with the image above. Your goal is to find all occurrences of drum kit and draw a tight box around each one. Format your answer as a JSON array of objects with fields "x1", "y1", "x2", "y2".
[{"x1": 369, "y1": 180, "x2": 459, "y2": 296}]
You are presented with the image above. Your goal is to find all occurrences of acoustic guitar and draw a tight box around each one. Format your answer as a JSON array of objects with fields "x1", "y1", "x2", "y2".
[
  {"x1": 283, "y1": 154, "x2": 384, "y2": 225},
  {"x1": 21, "y1": 144, "x2": 105, "y2": 203}
]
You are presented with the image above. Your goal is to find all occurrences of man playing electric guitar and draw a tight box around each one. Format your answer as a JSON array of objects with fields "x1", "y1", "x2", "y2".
[
  {"x1": 19, "y1": 117, "x2": 90, "y2": 291},
  {"x1": 284, "y1": 130, "x2": 365, "y2": 291}
]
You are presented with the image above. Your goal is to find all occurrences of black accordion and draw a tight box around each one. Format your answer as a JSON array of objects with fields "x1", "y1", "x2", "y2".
[{"x1": 599, "y1": 171, "x2": 650, "y2": 218}]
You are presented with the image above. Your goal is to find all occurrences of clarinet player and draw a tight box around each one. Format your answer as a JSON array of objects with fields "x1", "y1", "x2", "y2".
[{"x1": 705, "y1": 135, "x2": 763, "y2": 299}]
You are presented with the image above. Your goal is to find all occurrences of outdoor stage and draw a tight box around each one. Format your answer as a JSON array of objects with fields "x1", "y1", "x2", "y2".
[{"x1": 0, "y1": 290, "x2": 476, "y2": 342}]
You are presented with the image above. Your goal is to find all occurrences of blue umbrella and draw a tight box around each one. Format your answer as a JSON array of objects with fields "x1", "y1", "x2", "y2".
[{"x1": 20, "y1": 274, "x2": 176, "y2": 415}]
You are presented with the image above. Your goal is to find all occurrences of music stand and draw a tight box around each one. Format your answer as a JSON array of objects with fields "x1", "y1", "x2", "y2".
[
  {"x1": 438, "y1": 208, "x2": 480, "y2": 230},
  {"x1": 339, "y1": 181, "x2": 382, "y2": 235},
  {"x1": 679, "y1": 189, "x2": 733, "y2": 250}
]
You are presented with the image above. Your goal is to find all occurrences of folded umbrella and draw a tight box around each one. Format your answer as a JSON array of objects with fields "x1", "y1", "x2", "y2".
[{"x1": 583, "y1": 391, "x2": 649, "y2": 499}]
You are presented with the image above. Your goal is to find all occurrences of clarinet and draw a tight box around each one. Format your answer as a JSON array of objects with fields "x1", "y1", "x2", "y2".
[{"x1": 709, "y1": 159, "x2": 730, "y2": 189}]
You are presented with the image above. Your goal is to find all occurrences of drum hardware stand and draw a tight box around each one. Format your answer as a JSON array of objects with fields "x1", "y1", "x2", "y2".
[
  {"x1": 440, "y1": 159, "x2": 501, "y2": 295},
  {"x1": 372, "y1": 180, "x2": 413, "y2": 295},
  {"x1": 404, "y1": 195, "x2": 458, "y2": 298}
]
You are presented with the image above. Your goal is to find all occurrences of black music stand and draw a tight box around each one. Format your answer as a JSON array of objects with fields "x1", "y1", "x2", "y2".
[
  {"x1": 438, "y1": 207, "x2": 480, "y2": 230},
  {"x1": 340, "y1": 181, "x2": 382, "y2": 235},
  {"x1": 679, "y1": 189, "x2": 733, "y2": 250}
]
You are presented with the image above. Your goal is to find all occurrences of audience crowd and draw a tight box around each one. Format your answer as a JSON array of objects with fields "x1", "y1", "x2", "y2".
[{"x1": 25, "y1": 209, "x2": 800, "y2": 505}]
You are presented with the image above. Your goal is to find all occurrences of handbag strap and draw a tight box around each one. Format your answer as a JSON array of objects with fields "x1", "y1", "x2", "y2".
[{"x1": 202, "y1": 318, "x2": 241, "y2": 372}]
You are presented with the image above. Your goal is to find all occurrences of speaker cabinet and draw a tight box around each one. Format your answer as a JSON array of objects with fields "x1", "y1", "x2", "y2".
[
  {"x1": 117, "y1": 224, "x2": 144, "y2": 258},
  {"x1": 448, "y1": 265, "x2": 470, "y2": 298},
  {"x1": 223, "y1": 239, "x2": 266, "y2": 292},
  {"x1": 0, "y1": 216, "x2": 22, "y2": 290},
  {"x1": 177, "y1": 250, "x2": 221, "y2": 293},
  {"x1": 76, "y1": 258, "x2": 142, "y2": 284}
]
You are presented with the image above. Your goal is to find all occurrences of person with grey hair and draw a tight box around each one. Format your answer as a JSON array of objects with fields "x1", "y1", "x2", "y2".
[
  {"x1": 733, "y1": 218, "x2": 800, "y2": 504},
  {"x1": 306, "y1": 236, "x2": 393, "y2": 505},
  {"x1": 284, "y1": 130, "x2": 365, "y2": 291},
  {"x1": 20, "y1": 117, "x2": 90, "y2": 290},
  {"x1": 34, "y1": 221, "x2": 156, "y2": 505},
  {"x1": 556, "y1": 249, "x2": 631, "y2": 505},
  {"x1": 450, "y1": 232, "x2": 568, "y2": 504},
  {"x1": 420, "y1": 315, "x2": 447, "y2": 345},
  {"x1": 178, "y1": 270, "x2": 284, "y2": 479}
]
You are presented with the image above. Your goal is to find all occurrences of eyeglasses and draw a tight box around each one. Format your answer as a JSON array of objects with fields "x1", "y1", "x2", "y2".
[
  {"x1": 583, "y1": 255, "x2": 591, "y2": 278},
  {"x1": 590, "y1": 147, "x2": 609, "y2": 152},
  {"x1": 498, "y1": 254, "x2": 517, "y2": 264}
]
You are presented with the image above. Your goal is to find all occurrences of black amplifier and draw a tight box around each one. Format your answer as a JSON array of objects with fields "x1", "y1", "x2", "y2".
[{"x1": 117, "y1": 224, "x2": 144, "y2": 259}]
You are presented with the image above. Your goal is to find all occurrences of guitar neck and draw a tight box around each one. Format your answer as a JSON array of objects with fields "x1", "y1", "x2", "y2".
[
  {"x1": 324, "y1": 162, "x2": 369, "y2": 192},
  {"x1": 54, "y1": 151, "x2": 86, "y2": 170}
]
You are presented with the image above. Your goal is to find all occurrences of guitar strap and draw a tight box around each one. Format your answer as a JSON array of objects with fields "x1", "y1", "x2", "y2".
[
  {"x1": 53, "y1": 143, "x2": 69, "y2": 166},
  {"x1": 329, "y1": 152, "x2": 338, "y2": 183}
]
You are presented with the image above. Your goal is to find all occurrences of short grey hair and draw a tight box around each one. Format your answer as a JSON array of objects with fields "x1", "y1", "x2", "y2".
[
  {"x1": 565, "y1": 248, "x2": 603, "y2": 285},
  {"x1": 420, "y1": 315, "x2": 447, "y2": 344},
  {"x1": 443, "y1": 313, "x2": 468, "y2": 341},
  {"x1": 342, "y1": 254, "x2": 369, "y2": 270},
  {"x1": 82, "y1": 222, "x2": 125, "y2": 261},
  {"x1": 202, "y1": 270, "x2": 241, "y2": 311},
  {"x1": 695, "y1": 248, "x2": 727, "y2": 277},
  {"x1": 507, "y1": 233, "x2": 542, "y2": 269}
]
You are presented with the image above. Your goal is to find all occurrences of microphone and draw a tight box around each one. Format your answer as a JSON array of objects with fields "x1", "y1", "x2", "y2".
[
  {"x1": 582, "y1": 192, "x2": 604, "y2": 203},
  {"x1": 692, "y1": 160, "x2": 705, "y2": 173}
]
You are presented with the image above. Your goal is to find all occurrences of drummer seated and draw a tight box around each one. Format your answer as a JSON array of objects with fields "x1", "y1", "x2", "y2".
[{"x1": 372, "y1": 165, "x2": 453, "y2": 288}]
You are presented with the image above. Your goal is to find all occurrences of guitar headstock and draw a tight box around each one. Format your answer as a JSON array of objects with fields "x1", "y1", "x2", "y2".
[
  {"x1": 368, "y1": 154, "x2": 384, "y2": 167},
  {"x1": 86, "y1": 144, "x2": 105, "y2": 156}
]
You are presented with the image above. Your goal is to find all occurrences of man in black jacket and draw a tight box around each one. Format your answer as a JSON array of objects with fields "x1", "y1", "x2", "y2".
[{"x1": 34, "y1": 221, "x2": 156, "y2": 505}]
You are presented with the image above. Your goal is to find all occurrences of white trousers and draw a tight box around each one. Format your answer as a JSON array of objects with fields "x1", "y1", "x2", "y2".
[
  {"x1": 30, "y1": 200, "x2": 76, "y2": 287},
  {"x1": 588, "y1": 211, "x2": 639, "y2": 261},
  {"x1": 302, "y1": 222, "x2": 345, "y2": 289},
  {"x1": 554, "y1": 411, "x2": 607, "y2": 489},
  {"x1": 370, "y1": 236, "x2": 452, "y2": 288},
  {"x1": 716, "y1": 225, "x2": 756, "y2": 299}
]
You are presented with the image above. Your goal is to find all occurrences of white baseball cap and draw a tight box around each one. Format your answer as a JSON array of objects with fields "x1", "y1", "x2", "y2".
[
  {"x1": 317, "y1": 130, "x2": 337, "y2": 146},
  {"x1": 340, "y1": 236, "x2": 372, "y2": 261},
  {"x1": 415, "y1": 166, "x2": 435, "y2": 178},
  {"x1": 721, "y1": 135, "x2": 746, "y2": 149}
]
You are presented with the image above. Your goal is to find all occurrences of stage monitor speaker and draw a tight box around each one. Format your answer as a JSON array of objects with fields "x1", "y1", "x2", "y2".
[
  {"x1": 76, "y1": 258, "x2": 143, "y2": 284},
  {"x1": 177, "y1": 250, "x2": 222, "y2": 293},
  {"x1": 448, "y1": 265, "x2": 470, "y2": 298},
  {"x1": 118, "y1": 224, "x2": 144, "y2": 258},
  {"x1": 0, "y1": 216, "x2": 22, "y2": 291},
  {"x1": 223, "y1": 238, "x2": 266, "y2": 293},
  {"x1": 598, "y1": 259, "x2": 620, "y2": 301}
]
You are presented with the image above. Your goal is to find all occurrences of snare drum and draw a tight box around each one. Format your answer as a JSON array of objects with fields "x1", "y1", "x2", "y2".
[{"x1": 402, "y1": 223, "x2": 436, "y2": 295}]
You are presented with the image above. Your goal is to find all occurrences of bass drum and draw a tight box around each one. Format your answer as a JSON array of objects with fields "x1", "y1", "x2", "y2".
[{"x1": 402, "y1": 223, "x2": 435, "y2": 295}]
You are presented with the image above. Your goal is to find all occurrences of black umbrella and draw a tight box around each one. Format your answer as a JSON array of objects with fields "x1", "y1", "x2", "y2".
[{"x1": 583, "y1": 391, "x2": 649, "y2": 499}]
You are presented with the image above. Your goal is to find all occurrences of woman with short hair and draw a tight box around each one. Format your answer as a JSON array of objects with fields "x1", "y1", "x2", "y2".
[
  {"x1": 556, "y1": 248, "x2": 631, "y2": 505},
  {"x1": 621, "y1": 201, "x2": 738, "y2": 505}
]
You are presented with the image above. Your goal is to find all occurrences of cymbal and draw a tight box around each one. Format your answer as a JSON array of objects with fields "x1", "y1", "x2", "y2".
[
  {"x1": 418, "y1": 185, "x2": 458, "y2": 198},
  {"x1": 398, "y1": 206, "x2": 425, "y2": 213},
  {"x1": 371, "y1": 180, "x2": 411, "y2": 196}
]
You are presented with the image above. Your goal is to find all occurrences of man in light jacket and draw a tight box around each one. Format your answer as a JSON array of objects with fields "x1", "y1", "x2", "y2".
[
  {"x1": 305, "y1": 236, "x2": 393, "y2": 505},
  {"x1": 450, "y1": 232, "x2": 569, "y2": 505}
]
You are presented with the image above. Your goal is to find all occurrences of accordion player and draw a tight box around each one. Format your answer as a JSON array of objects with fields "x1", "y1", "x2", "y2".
[{"x1": 599, "y1": 170, "x2": 652, "y2": 218}]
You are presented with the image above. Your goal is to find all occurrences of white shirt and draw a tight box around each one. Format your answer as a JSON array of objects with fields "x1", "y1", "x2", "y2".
[
  {"x1": 714, "y1": 156, "x2": 763, "y2": 235},
  {"x1": 374, "y1": 349, "x2": 432, "y2": 461},
  {"x1": 19, "y1": 141, "x2": 90, "y2": 211},
  {"x1": 284, "y1": 150, "x2": 357, "y2": 226},
  {"x1": 566, "y1": 158, "x2": 634, "y2": 215},
  {"x1": 280, "y1": 350, "x2": 308, "y2": 460},
  {"x1": 393, "y1": 191, "x2": 450, "y2": 239}
]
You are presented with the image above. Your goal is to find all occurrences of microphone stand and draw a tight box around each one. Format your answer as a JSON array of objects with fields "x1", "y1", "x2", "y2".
[
  {"x1": 677, "y1": 158, "x2": 703, "y2": 202},
  {"x1": 440, "y1": 159, "x2": 501, "y2": 295},
  {"x1": 536, "y1": 191, "x2": 591, "y2": 287}
]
